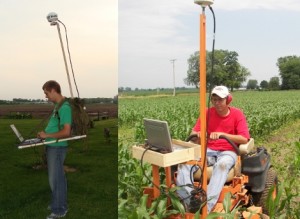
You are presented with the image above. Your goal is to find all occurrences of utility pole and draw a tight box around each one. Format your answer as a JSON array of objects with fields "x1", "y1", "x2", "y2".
[{"x1": 170, "y1": 59, "x2": 176, "y2": 96}]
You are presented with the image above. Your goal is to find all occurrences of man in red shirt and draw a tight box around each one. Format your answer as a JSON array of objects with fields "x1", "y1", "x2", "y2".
[{"x1": 176, "y1": 85, "x2": 250, "y2": 213}]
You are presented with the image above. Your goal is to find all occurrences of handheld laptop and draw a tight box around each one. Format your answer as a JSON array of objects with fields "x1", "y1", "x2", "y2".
[
  {"x1": 10, "y1": 124, "x2": 43, "y2": 146},
  {"x1": 10, "y1": 124, "x2": 87, "y2": 149}
]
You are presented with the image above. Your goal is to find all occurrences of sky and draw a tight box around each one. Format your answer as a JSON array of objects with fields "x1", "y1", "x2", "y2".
[
  {"x1": 0, "y1": 0, "x2": 117, "y2": 100},
  {"x1": 119, "y1": 0, "x2": 300, "y2": 90}
]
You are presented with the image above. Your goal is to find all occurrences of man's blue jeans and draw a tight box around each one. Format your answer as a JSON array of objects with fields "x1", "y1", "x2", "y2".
[
  {"x1": 46, "y1": 146, "x2": 68, "y2": 215},
  {"x1": 206, "y1": 148, "x2": 237, "y2": 212},
  {"x1": 176, "y1": 148, "x2": 237, "y2": 213}
]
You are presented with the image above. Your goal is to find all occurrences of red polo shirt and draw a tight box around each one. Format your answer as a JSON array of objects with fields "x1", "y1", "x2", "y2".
[{"x1": 192, "y1": 107, "x2": 250, "y2": 152}]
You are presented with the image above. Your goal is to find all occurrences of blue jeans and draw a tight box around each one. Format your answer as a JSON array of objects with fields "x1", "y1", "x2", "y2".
[
  {"x1": 207, "y1": 148, "x2": 237, "y2": 212},
  {"x1": 176, "y1": 148, "x2": 237, "y2": 213},
  {"x1": 46, "y1": 146, "x2": 68, "y2": 214}
]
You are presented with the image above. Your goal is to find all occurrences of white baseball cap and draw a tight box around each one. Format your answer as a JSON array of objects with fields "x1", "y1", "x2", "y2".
[{"x1": 211, "y1": 86, "x2": 229, "y2": 98}]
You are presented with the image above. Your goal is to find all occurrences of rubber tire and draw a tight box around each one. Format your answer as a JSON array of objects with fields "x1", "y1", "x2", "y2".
[{"x1": 251, "y1": 167, "x2": 278, "y2": 215}]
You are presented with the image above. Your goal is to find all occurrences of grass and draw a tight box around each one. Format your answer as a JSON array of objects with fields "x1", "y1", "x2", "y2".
[
  {"x1": 257, "y1": 119, "x2": 300, "y2": 209},
  {"x1": 0, "y1": 118, "x2": 117, "y2": 219}
]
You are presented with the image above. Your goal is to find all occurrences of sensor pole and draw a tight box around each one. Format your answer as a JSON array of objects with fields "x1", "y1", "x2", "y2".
[
  {"x1": 194, "y1": 0, "x2": 213, "y2": 217},
  {"x1": 199, "y1": 7, "x2": 208, "y2": 217},
  {"x1": 56, "y1": 22, "x2": 74, "y2": 99},
  {"x1": 47, "y1": 12, "x2": 74, "y2": 99}
]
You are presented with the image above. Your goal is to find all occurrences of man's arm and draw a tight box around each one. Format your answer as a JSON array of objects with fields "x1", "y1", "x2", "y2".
[
  {"x1": 209, "y1": 132, "x2": 248, "y2": 144},
  {"x1": 190, "y1": 130, "x2": 248, "y2": 144},
  {"x1": 38, "y1": 124, "x2": 71, "y2": 139}
]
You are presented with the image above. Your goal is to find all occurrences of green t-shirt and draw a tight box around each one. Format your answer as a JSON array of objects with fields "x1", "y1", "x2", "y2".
[{"x1": 45, "y1": 101, "x2": 72, "y2": 146}]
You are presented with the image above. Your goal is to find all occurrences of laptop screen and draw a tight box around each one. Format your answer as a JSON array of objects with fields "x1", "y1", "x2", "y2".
[
  {"x1": 10, "y1": 124, "x2": 24, "y2": 142},
  {"x1": 143, "y1": 118, "x2": 173, "y2": 153}
]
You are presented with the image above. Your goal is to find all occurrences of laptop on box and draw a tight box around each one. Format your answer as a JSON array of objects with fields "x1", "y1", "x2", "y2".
[
  {"x1": 143, "y1": 118, "x2": 185, "y2": 153},
  {"x1": 10, "y1": 124, "x2": 43, "y2": 146}
]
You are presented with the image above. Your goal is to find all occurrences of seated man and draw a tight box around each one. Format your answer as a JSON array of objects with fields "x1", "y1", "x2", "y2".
[{"x1": 176, "y1": 85, "x2": 250, "y2": 213}]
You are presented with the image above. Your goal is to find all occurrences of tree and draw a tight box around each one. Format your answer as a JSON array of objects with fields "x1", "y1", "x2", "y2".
[
  {"x1": 184, "y1": 50, "x2": 251, "y2": 91},
  {"x1": 184, "y1": 51, "x2": 200, "y2": 88},
  {"x1": 247, "y1": 79, "x2": 258, "y2": 90},
  {"x1": 277, "y1": 55, "x2": 300, "y2": 89},
  {"x1": 269, "y1": 77, "x2": 280, "y2": 90},
  {"x1": 118, "y1": 87, "x2": 124, "y2": 92},
  {"x1": 260, "y1": 80, "x2": 269, "y2": 90}
]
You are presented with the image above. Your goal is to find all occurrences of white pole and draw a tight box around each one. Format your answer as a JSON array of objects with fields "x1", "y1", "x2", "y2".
[
  {"x1": 56, "y1": 23, "x2": 74, "y2": 99},
  {"x1": 170, "y1": 59, "x2": 176, "y2": 96},
  {"x1": 18, "y1": 135, "x2": 87, "y2": 149},
  {"x1": 47, "y1": 12, "x2": 74, "y2": 98}
]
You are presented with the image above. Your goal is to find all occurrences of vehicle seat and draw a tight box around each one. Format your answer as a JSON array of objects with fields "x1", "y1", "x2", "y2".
[{"x1": 193, "y1": 138, "x2": 254, "y2": 183}]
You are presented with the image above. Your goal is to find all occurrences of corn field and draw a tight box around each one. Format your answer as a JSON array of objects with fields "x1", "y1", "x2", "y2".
[
  {"x1": 119, "y1": 90, "x2": 300, "y2": 142},
  {"x1": 118, "y1": 90, "x2": 300, "y2": 218}
]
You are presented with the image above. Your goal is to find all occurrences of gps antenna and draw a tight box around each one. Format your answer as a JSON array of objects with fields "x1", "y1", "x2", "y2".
[{"x1": 194, "y1": 0, "x2": 214, "y2": 7}]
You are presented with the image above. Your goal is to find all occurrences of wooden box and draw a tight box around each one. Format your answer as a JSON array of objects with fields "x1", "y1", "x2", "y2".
[{"x1": 132, "y1": 139, "x2": 201, "y2": 167}]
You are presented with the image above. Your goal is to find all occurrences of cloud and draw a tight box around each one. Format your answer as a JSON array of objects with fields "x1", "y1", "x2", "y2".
[
  {"x1": 119, "y1": 0, "x2": 300, "y2": 89},
  {"x1": 119, "y1": 0, "x2": 198, "y2": 60},
  {"x1": 216, "y1": 0, "x2": 300, "y2": 11}
]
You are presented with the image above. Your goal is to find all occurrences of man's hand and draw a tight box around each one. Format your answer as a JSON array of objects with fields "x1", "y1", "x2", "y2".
[
  {"x1": 209, "y1": 132, "x2": 248, "y2": 144},
  {"x1": 209, "y1": 132, "x2": 225, "y2": 140},
  {"x1": 37, "y1": 131, "x2": 47, "y2": 139}
]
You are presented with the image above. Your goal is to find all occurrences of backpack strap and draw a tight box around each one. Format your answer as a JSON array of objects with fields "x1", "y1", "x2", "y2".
[{"x1": 55, "y1": 97, "x2": 69, "y2": 130}]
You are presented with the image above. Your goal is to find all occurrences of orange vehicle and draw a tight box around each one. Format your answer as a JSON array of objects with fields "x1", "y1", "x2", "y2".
[{"x1": 141, "y1": 134, "x2": 277, "y2": 218}]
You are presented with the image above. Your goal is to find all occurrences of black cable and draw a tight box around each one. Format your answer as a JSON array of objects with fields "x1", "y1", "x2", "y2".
[
  {"x1": 188, "y1": 163, "x2": 202, "y2": 190},
  {"x1": 22, "y1": 110, "x2": 53, "y2": 161},
  {"x1": 140, "y1": 146, "x2": 193, "y2": 207},
  {"x1": 24, "y1": 110, "x2": 53, "y2": 140},
  {"x1": 58, "y1": 20, "x2": 80, "y2": 98},
  {"x1": 204, "y1": 6, "x2": 217, "y2": 171},
  {"x1": 195, "y1": 5, "x2": 216, "y2": 190},
  {"x1": 189, "y1": 164, "x2": 196, "y2": 187},
  {"x1": 140, "y1": 147, "x2": 208, "y2": 214},
  {"x1": 140, "y1": 146, "x2": 161, "y2": 191},
  {"x1": 208, "y1": 5, "x2": 216, "y2": 91},
  {"x1": 196, "y1": 165, "x2": 204, "y2": 190},
  {"x1": 197, "y1": 7, "x2": 216, "y2": 199}
]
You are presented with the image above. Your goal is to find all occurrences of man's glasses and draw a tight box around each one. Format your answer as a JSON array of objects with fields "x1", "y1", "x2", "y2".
[{"x1": 211, "y1": 97, "x2": 226, "y2": 103}]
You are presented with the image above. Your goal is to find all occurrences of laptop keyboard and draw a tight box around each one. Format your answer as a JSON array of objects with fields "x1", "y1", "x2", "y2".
[{"x1": 21, "y1": 138, "x2": 43, "y2": 145}]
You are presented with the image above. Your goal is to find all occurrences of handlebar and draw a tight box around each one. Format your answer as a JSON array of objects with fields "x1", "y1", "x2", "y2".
[
  {"x1": 186, "y1": 134, "x2": 240, "y2": 155},
  {"x1": 218, "y1": 135, "x2": 240, "y2": 155},
  {"x1": 185, "y1": 134, "x2": 200, "y2": 144}
]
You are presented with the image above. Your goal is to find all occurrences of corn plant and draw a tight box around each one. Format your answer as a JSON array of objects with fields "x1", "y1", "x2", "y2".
[
  {"x1": 206, "y1": 193, "x2": 241, "y2": 219},
  {"x1": 118, "y1": 142, "x2": 150, "y2": 204},
  {"x1": 122, "y1": 187, "x2": 185, "y2": 219}
]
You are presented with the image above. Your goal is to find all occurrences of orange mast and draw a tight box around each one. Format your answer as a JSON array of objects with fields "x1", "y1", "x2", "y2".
[
  {"x1": 199, "y1": 7, "x2": 208, "y2": 217},
  {"x1": 194, "y1": 0, "x2": 214, "y2": 217}
]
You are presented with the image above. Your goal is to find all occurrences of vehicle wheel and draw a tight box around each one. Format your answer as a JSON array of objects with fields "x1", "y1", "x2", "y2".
[{"x1": 251, "y1": 167, "x2": 278, "y2": 215}]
